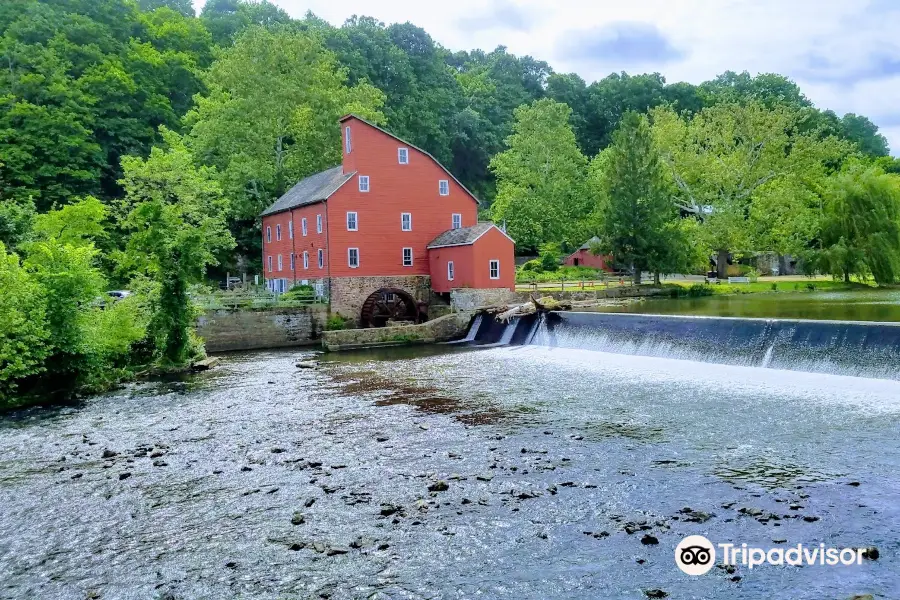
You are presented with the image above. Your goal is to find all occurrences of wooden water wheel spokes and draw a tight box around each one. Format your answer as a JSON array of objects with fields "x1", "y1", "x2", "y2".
[{"x1": 360, "y1": 288, "x2": 420, "y2": 327}]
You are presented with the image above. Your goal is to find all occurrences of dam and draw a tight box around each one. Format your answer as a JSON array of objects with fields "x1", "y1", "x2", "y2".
[{"x1": 465, "y1": 311, "x2": 900, "y2": 380}]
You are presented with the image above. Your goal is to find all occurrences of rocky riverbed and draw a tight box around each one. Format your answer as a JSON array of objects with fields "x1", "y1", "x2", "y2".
[{"x1": 0, "y1": 346, "x2": 896, "y2": 599}]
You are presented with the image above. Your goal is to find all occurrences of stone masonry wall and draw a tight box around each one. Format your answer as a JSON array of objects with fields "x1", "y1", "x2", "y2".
[
  {"x1": 197, "y1": 306, "x2": 328, "y2": 353},
  {"x1": 322, "y1": 311, "x2": 474, "y2": 351},
  {"x1": 450, "y1": 288, "x2": 516, "y2": 311},
  {"x1": 329, "y1": 275, "x2": 432, "y2": 323}
]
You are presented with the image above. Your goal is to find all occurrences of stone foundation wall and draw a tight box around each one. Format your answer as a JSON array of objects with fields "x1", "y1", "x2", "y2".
[
  {"x1": 329, "y1": 275, "x2": 432, "y2": 323},
  {"x1": 322, "y1": 312, "x2": 474, "y2": 351},
  {"x1": 450, "y1": 288, "x2": 516, "y2": 310},
  {"x1": 197, "y1": 306, "x2": 328, "y2": 353}
]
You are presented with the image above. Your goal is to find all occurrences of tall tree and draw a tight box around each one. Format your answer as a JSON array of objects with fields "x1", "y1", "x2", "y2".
[
  {"x1": 138, "y1": 0, "x2": 195, "y2": 17},
  {"x1": 840, "y1": 113, "x2": 890, "y2": 157},
  {"x1": 651, "y1": 101, "x2": 852, "y2": 277},
  {"x1": 186, "y1": 26, "x2": 385, "y2": 262},
  {"x1": 120, "y1": 129, "x2": 234, "y2": 365},
  {"x1": 592, "y1": 112, "x2": 681, "y2": 284},
  {"x1": 816, "y1": 166, "x2": 900, "y2": 283},
  {"x1": 490, "y1": 99, "x2": 588, "y2": 251}
]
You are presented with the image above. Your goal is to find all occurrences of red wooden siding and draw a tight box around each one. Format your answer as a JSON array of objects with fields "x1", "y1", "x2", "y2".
[
  {"x1": 564, "y1": 249, "x2": 613, "y2": 271},
  {"x1": 327, "y1": 116, "x2": 478, "y2": 278},
  {"x1": 261, "y1": 203, "x2": 329, "y2": 283},
  {"x1": 428, "y1": 227, "x2": 515, "y2": 293}
]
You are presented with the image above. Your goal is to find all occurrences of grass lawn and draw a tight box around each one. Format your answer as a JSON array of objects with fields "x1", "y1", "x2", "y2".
[{"x1": 660, "y1": 279, "x2": 874, "y2": 296}]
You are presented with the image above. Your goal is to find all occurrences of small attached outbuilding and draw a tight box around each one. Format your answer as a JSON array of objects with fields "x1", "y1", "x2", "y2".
[
  {"x1": 427, "y1": 223, "x2": 515, "y2": 293},
  {"x1": 563, "y1": 236, "x2": 613, "y2": 271}
]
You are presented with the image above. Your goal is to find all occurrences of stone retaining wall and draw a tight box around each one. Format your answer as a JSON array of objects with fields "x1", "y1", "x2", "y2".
[
  {"x1": 322, "y1": 312, "x2": 474, "y2": 351},
  {"x1": 450, "y1": 288, "x2": 516, "y2": 310},
  {"x1": 512, "y1": 286, "x2": 671, "y2": 303},
  {"x1": 197, "y1": 306, "x2": 328, "y2": 353}
]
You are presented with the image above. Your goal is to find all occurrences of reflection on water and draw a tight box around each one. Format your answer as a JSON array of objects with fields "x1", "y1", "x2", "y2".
[{"x1": 585, "y1": 289, "x2": 900, "y2": 322}]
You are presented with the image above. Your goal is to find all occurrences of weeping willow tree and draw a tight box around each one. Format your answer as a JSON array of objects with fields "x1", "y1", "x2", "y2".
[{"x1": 817, "y1": 166, "x2": 900, "y2": 284}]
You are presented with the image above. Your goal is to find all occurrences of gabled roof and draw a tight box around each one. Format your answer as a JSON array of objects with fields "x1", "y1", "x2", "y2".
[
  {"x1": 427, "y1": 222, "x2": 514, "y2": 249},
  {"x1": 340, "y1": 114, "x2": 481, "y2": 206},
  {"x1": 577, "y1": 236, "x2": 602, "y2": 251},
  {"x1": 260, "y1": 166, "x2": 355, "y2": 217}
]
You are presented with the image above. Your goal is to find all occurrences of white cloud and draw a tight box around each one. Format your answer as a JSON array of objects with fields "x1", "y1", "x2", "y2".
[{"x1": 194, "y1": 0, "x2": 900, "y2": 155}]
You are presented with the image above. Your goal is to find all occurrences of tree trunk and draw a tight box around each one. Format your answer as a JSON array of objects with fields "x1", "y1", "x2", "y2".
[
  {"x1": 633, "y1": 268, "x2": 642, "y2": 285},
  {"x1": 717, "y1": 249, "x2": 729, "y2": 279},
  {"x1": 844, "y1": 270, "x2": 850, "y2": 283},
  {"x1": 654, "y1": 271, "x2": 661, "y2": 286}
]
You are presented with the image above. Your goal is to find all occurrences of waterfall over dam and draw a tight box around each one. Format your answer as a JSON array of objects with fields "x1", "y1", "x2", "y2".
[{"x1": 464, "y1": 311, "x2": 900, "y2": 380}]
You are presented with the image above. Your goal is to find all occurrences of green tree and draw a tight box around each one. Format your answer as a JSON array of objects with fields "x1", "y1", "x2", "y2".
[
  {"x1": 651, "y1": 101, "x2": 852, "y2": 277},
  {"x1": 490, "y1": 99, "x2": 588, "y2": 251},
  {"x1": 0, "y1": 243, "x2": 49, "y2": 404},
  {"x1": 592, "y1": 112, "x2": 679, "y2": 284},
  {"x1": 187, "y1": 25, "x2": 384, "y2": 262},
  {"x1": 840, "y1": 113, "x2": 890, "y2": 157},
  {"x1": 120, "y1": 129, "x2": 234, "y2": 365},
  {"x1": 138, "y1": 0, "x2": 195, "y2": 17},
  {"x1": 817, "y1": 167, "x2": 900, "y2": 284}
]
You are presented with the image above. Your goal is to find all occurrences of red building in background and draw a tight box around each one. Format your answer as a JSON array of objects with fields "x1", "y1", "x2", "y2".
[
  {"x1": 563, "y1": 237, "x2": 613, "y2": 271},
  {"x1": 260, "y1": 115, "x2": 515, "y2": 325}
]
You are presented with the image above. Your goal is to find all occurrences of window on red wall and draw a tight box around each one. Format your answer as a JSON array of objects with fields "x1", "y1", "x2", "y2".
[
  {"x1": 489, "y1": 259, "x2": 499, "y2": 279},
  {"x1": 318, "y1": 249, "x2": 324, "y2": 268},
  {"x1": 303, "y1": 251, "x2": 309, "y2": 269},
  {"x1": 447, "y1": 261, "x2": 455, "y2": 281},
  {"x1": 266, "y1": 226, "x2": 271, "y2": 243},
  {"x1": 267, "y1": 255, "x2": 272, "y2": 272},
  {"x1": 276, "y1": 224, "x2": 281, "y2": 241},
  {"x1": 452, "y1": 213, "x2": 461, "y2": 229},
  {"x1": 289, "y1": 220, "x2": 293, "y2": 239},
  {"x1": 345, "y1": 126, "x2": 352, "y2": 153},
  {"x1": 439, "y1": 180, "x2": 449, "y2": 196},
  {"x1": 316, "y1": 214, "x2": 322, "y2": 233},
  {"x1": 402, "y1": 247, "x2": 412, "y2": 266},
  {"x1": 401, "y1": 213, "x2": 411, "y2": 231}
]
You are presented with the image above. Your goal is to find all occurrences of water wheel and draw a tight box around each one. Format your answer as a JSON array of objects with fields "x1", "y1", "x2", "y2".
[{"x1": 360, "y1": 288, "x2": 421, "y2": 328}]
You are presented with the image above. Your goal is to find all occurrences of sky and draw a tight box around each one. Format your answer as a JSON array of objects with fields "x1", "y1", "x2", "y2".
[{"x1": 194, "y1": 0, "x2": 900, "y2": 155}]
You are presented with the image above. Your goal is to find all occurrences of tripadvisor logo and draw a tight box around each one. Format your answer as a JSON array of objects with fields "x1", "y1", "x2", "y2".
[
  {"x1": 675, "y1": 535, "x2": 871, "y2": 574},
  {"x1": 675, "y1": 535, "x2": 716, "y2": 575}
]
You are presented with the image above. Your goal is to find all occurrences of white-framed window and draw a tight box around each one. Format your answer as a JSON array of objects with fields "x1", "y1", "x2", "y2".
[
  {"x1": 452, "y1": 213, "x2": 462, "y2": 229},
  {"x1": 489, "y1": 259, "x2": 500, "y2": 280},
  {"x1": 277, "y1": 254, "x2": 283, "y2": 271},
  {"x1": 398, "y1": 147, "x2": 409, "y2": 164},
  {"x1": 267, "y1": 255, "x2": 272, "y2": 272},
  {"x1": 345, "y1": 126, "x2": 352, "y2": 153},
  {"x1": 447, "y1": 261, "x2": 455, "y2": 281},
  {"x1": 358, "y1": 175, "x2": 369, "y2": 192},
  {"x1": 266, "y1": 226, "x2": 271, "y2": 243},
  {"x1": 316, "y1": 214, "x2": 322, "y2": 233},
  {"x1": 439, "y1": 180, "x2": 450, "y2": 196},
  {"x1": 348, "y1": 247, "x2": 359, "y2": 268},
  {"x1": 318, "y1": 248, "x2": 324, "y2": 269},
  {"x1": 401, "y1": 212, "x2": 412, "y2": 231},
  {"x1": 402, "y1": 247, "x2": 413, "y2": 267},
  {"x1": 276, "y1": 224, "x2": 281, "y2": 241},
  {"x1": 290, "y1": 252, "x2": 295, "y2": 270},
  {"x1": 301, "y1": 218, "x2": 307, "y2": 236},
  {"x1": 289, "y1": 220, "x2": 293, "y2": 239},
  {"x1": 303, "y1": 251, "x2": 309, "y2": 269},
  {"x1": 346, "y1": 211, "x2": 358, "y2": 231}
]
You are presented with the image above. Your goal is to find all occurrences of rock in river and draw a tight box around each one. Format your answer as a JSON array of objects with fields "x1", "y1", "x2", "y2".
[
  {"x1": 291, "y1": 512, "x2": 305, "y2": 525},
  {"x1": 640, "y1": 534, "x2": 659, "y2": 546},
  {"x1": 428, "y1": 480, "x2": 449, "y2": 492}
]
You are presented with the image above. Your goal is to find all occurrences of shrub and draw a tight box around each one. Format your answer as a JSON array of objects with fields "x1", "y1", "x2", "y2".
[
  {"x1": 540, "y1": 251, "x2": 559, "y2": 272},
  {"x1": 520, "y1": 259, "x2": 543, "y2": 273},
  {"x1": 770, "y1": 283, "x2": 778, "y2": 291},
  {"x1": 325, "y1": 314, "x2": 348, "y2": 331},
  {"x1": 283, "y1": 284, "x2": 315, "y2": 301}
]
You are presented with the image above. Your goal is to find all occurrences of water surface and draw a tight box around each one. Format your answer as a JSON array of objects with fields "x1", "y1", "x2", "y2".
[
  {"x1": 0, "y1": 345, "x2": 897, "y2": 599},
  {"x1": 587, "y1": 289, "x2": 900, "y2": 322}
]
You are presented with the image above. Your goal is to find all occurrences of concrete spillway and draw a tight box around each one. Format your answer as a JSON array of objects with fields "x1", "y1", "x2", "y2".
[{"x1": 464, "y1": 311, "x2": 900, "y2": 380}]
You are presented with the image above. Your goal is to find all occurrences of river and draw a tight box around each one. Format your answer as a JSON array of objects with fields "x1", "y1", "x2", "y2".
[
  {"x1": 586, "y1": 288, "x2": 900, "y2": 322},
  {"x1": 1, "y1": 339, "x2": 897, "y2": 599}
]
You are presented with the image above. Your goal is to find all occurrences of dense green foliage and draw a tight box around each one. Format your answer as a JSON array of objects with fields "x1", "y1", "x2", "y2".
[{"x1": 1, "y1": 0, "x2": 899, "y2": 405}]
